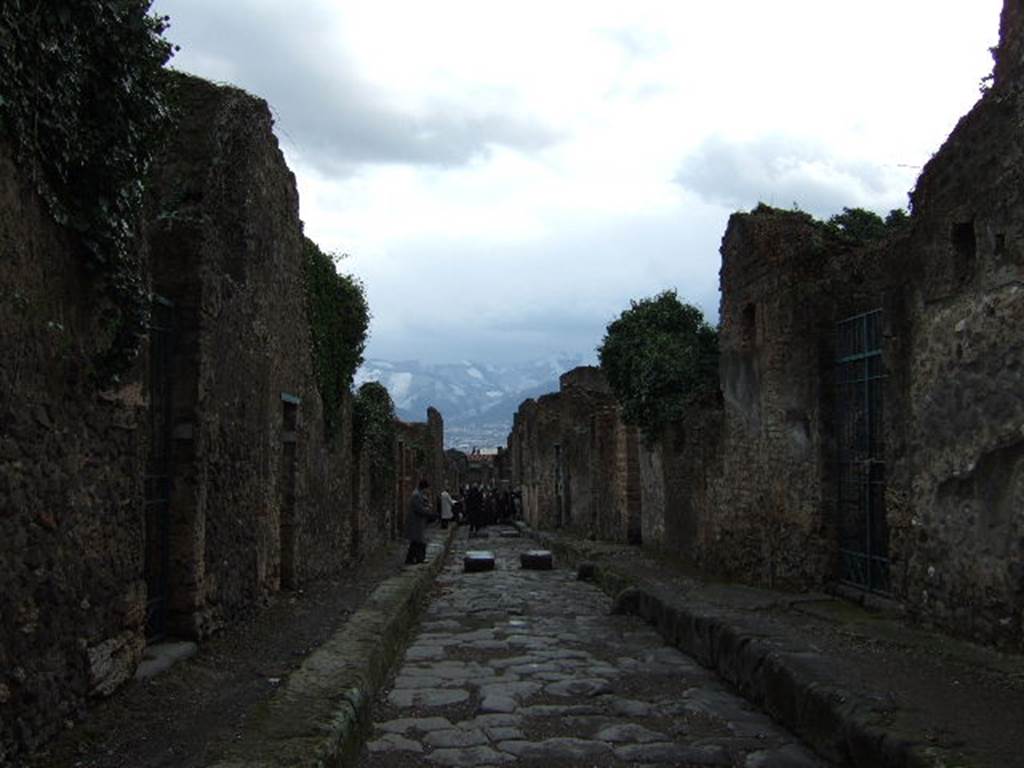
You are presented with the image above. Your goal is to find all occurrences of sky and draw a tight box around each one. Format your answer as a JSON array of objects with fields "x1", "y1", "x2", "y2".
[{"x1": 152, "y1": 0, "x2": 1003, "y2": 364}]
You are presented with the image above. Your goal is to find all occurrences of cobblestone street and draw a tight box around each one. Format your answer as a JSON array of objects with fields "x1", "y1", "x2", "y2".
[{"x1": 359, "y1": 528, "x2": 828, "y2": 767}]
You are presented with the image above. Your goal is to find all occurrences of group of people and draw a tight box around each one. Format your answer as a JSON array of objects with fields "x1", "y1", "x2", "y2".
[{"x1": 403, "y1": 479, "x2": 522, "y2": 565}]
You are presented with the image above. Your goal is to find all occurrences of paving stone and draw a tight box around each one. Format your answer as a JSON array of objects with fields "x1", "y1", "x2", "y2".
[
  {"x1": 615, "y1": 742, "x2": 732, "y2": 765},
  {"x1": 361, "y1": 534, "x2": 825, "y2": 768},
  {"x1": 485, "y1": 725, "x2": 524, "y2": 741},
  {"x1": 479, "y1": 681, "x2": 541, "y2": 700},
  {"x1": 427, "y1": 745, "x2": 515, "y2": 766},
  {"x1": 595, "y1": 723, "x2": 668, "y2": 743},
  {"x1": 387, "y1": 688, "x2": 470, "y2": 708},
  {"x1": 463, "y1": 713, "x2": 522, "y2": 728},
  {"x1": 608, "y1": 697, "x2": 654, "y2": 717},
  {"x1": 393, "y1": 674, "x2": 444, "y2": 689},
  {"x1": 365, "y1": 733, "x2": 423, "y2": 753},
  {"x1": 497, "y1": 737, "x2": 613, "y2": 761},
  {"x1": 518, "y1": 703, "x2": 603, "y2": 717},
  {"x1": 377, "y1": 716, "x2": 453, "y2": 735},
  {"x1": 745, "y1": 744, "x2": 827, "y2": 767},
  {"x1": 423, "y1": 728, "x2": 489, "y2": 748},
  {"x1": 543, "y1": 677, "x2": 612, "y2": 697},
  {"x1": 479, "y1": 694, "x2": 517, "y2": 713}
]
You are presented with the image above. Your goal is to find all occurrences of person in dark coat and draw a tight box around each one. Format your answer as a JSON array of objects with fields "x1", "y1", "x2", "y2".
[{"x1": 404, "y1": 478, "x2": 433, "y2": 564}]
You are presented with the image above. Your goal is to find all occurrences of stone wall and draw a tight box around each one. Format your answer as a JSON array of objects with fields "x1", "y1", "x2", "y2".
[
  {"x1": 144, "y1": 74, "x2": 360, "y2": 636},
  {"x1": 509, "y1": 0, "x2": 1024, "y2": 650},
  {"x1": 0, "y1": 73, "x2": 398, "y2": 761},
  {"x1": 0, "y1": 138, "x2": 150, "y2": 761},
  {"x1": 508, "y1": 367, "x2": 641, "y2": 543},
  {"x1": 893, "y1": 0, "x2": 1024, "y2": 645},
  {"x1": 395, "y1": 408, "x2": 446, "y2": 528}
]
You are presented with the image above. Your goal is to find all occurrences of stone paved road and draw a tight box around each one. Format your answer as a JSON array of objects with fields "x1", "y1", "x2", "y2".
[{"x1": 358, "y1": 528, "x2": 829, "y2": 767}]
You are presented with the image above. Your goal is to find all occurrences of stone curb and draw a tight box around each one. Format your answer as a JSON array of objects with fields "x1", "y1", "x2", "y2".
[
  {"x1": 206, "y1": 524, "x2": 458, "y2": 768},
  {"x1": 524, "y1": 527, "x2": 938, "y2": 768}
]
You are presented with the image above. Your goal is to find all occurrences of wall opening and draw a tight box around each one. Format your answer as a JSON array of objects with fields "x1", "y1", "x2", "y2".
[
  {"x1": 835, "y1": 309, "x2": 889, "y2": 593},
  {"x1": 951, "y1": 220, "x2": 977, "y2": 284},
  {"x1": 144, "y1": 296, "x2": 175, "y2": 641},
  {"x1": 741, "y1": 302, "x2": 757, "y2": 347},
  {"x1": 279, "y1": 394, "x2": 299, "y2": 589}
]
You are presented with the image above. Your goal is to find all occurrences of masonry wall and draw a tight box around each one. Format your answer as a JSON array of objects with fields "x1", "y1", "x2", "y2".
[
  {"x1": 508, "y1": 367, "x2": 640, "y2": 543},
  {"x1": 509, "y1": 0, "x2": 1024, "y2": 650},
  {"x1": 892, "y1": 3, "x2": 1024, "y2": 645},
  {"x1": 395, "y1": 408, "x2": 445, "y2": 528},
  {"x1": 144, "y1": 75, "x2": 358, "y2": 636},
  {"x1": 0, "y1": 138, "x2": 149, "y2": 759}
]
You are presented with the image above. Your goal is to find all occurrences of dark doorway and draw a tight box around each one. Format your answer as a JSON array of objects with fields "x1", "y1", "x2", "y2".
[
  {"x1": 144, "y1": 296, "x2": 175, "y2": 640},
  {"x1": 280, "y1": 395, "x2": 299, "y2": 589},
  {"x1": 836, "y1": 309, "x2": 889, "y2": 592}
]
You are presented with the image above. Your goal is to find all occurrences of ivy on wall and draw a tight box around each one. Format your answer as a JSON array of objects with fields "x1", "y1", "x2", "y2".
[
  {"x1": 304, "y1": 238, "x2": 369, "y2": 438},
  {"x1": 353, "y1": 381, "x2": 396, "y2": 471},
  {"x1": 0, "y1": 0, "x2": 174, "y2": 381}
]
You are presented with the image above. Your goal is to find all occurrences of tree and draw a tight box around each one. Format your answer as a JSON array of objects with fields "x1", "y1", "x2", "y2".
[
  {"x1": 823, "y1": 206, "x2": 908, "y2": 244},
  {"x1": 598, "y1": 290, "x2": 718, "y2": 440}
]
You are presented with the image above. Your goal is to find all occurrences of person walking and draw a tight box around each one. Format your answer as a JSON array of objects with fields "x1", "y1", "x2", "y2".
[
  {"x1": 440, "y1": 487, "x2": 455, "y2": 529},
  {"x1": 404, "y1": 478, "x2": 433, "y2": 564}
]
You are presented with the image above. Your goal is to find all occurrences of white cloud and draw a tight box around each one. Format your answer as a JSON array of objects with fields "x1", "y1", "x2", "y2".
[{"x1": 154, "y1": 0, "x2": 1004, "y2": 363}]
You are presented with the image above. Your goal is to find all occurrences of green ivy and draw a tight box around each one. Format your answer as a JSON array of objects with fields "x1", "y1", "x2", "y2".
[
  {"x1": 0, "y1": 0, "x2": 174, "y2": 381},
  {"x1": 598, "y1": 290, "x2": 719, "y2": 443},
  {"x1": 303, "y1": 238, "x2": 369, "y2": 439},
  {"x1": 353, "y1": 381, "x2": 396, "y2": 470}
]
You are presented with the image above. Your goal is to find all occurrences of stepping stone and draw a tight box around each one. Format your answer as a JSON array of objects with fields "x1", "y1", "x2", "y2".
[
  {"x1": 464, "y1": 551, "x2": 495, "y2": 572},
  {"x1": 520, "y1": 550, "x2": 553, "y2": 570},
  {"x1": 499, "y1": 529, "x2": 522, "y2": 538}
]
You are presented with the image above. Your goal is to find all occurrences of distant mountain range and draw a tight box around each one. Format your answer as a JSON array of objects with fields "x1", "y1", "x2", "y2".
[{"x1": 354, "y1": 354, "x2": 587, "y2": 450}]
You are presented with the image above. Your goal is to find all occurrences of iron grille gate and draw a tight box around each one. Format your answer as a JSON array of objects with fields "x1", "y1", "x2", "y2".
[
  {"x1": 836, "y1": 309, "x2": 890, "y2": 592},
  {"x1": 145, "y1": 296, "x2": 174, "y2": 640}
]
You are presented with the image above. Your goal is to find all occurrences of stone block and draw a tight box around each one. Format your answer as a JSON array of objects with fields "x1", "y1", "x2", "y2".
[
  {"x1": 520, "y1": 550, "x2": 554, "y2": 570},
  {"x1": 464, "y1": 551, "x2": 495, "y2": 572}
]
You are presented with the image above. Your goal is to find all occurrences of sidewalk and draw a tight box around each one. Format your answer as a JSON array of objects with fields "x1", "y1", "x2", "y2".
[
  {"x1": 26, "y1": 525, "x2": 456, "y2": 768},
  {"x1": 207, "y1": 524, "x2": 457, "y2": 768},
  {"x1": 525, "y1": 527, "x2": 1024, "y2": 768}
]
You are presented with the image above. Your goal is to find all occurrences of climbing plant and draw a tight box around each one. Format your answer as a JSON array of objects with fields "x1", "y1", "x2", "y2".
[
  {"x1": 353, "y1": 381, "x2": 396, "y2": 469},
  {"x1": 0, "y1": 0, "x2": 174, "y2": 381},
  {"x1": 598, "y1": 290, "x2": 719, "y2": 442},
  {"x1": 304, "y1": 238, "x2": 369, "y2": 439}
]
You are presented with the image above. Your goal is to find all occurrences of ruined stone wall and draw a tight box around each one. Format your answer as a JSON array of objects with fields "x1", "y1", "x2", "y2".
[
  {"x1": 707, "y1": 210, "x2": 841, "y2": 588},
  {"x1": 145, "y1": 75, "x2": 358, "y2": 635},
  {"x1": 893, "y1": 12, "x2": 1024, "y2": 647},
  {"x1": 395, "y1": 409, "x2": 445, "y2": 526},
  {"x1": 505, "y1": 0, "x2": 1023, "y2": 650},
  {"x1": 639, "y1": 412, "x2": 722, "y2": 561},
  {"x1": 508, "y1": 367, "x2": 640, "y2": 542},
  {"x1": 0, "y1": 139, "x2": 149, "y2": 759}
]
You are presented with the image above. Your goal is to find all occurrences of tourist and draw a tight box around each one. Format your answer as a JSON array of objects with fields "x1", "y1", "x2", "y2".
[
  {"x1": 404, "y1": 478, "x2": 433, "y2": 564},
  {"x1": 440, "y1": 487, "x2": 455, "y2": 529}
]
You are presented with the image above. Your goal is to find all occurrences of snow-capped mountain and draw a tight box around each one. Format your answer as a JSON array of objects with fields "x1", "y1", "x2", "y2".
[{"x1": 354, "y1": 354, "x2": 589, "y2": 450}]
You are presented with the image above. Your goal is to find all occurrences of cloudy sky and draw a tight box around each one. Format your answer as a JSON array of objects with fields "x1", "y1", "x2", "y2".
[{"x1": 152, "y1": 0, "x2": 1002, "y2": 364}]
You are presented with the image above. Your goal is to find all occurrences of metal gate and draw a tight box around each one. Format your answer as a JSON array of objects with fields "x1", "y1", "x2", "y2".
[
  {"x1": 836, "y1": 309, "x2": 889, "y2": 592},
  {"x1": 144, "y1": 296, "x2": 174, "y2": 639}
]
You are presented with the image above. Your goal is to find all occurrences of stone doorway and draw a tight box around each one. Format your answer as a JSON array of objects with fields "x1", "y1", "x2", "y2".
[
  {"x1": 835, "y1": 309, "x2": 890, "y2": 592},
  {"x1": 144, "y1": 296, "x2": 175, "y2": 640}
]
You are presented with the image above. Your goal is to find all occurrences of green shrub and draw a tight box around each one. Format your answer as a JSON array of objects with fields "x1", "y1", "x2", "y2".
[{"x1": 598, "y1": 290, "x2": 718, "y2": 441}]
